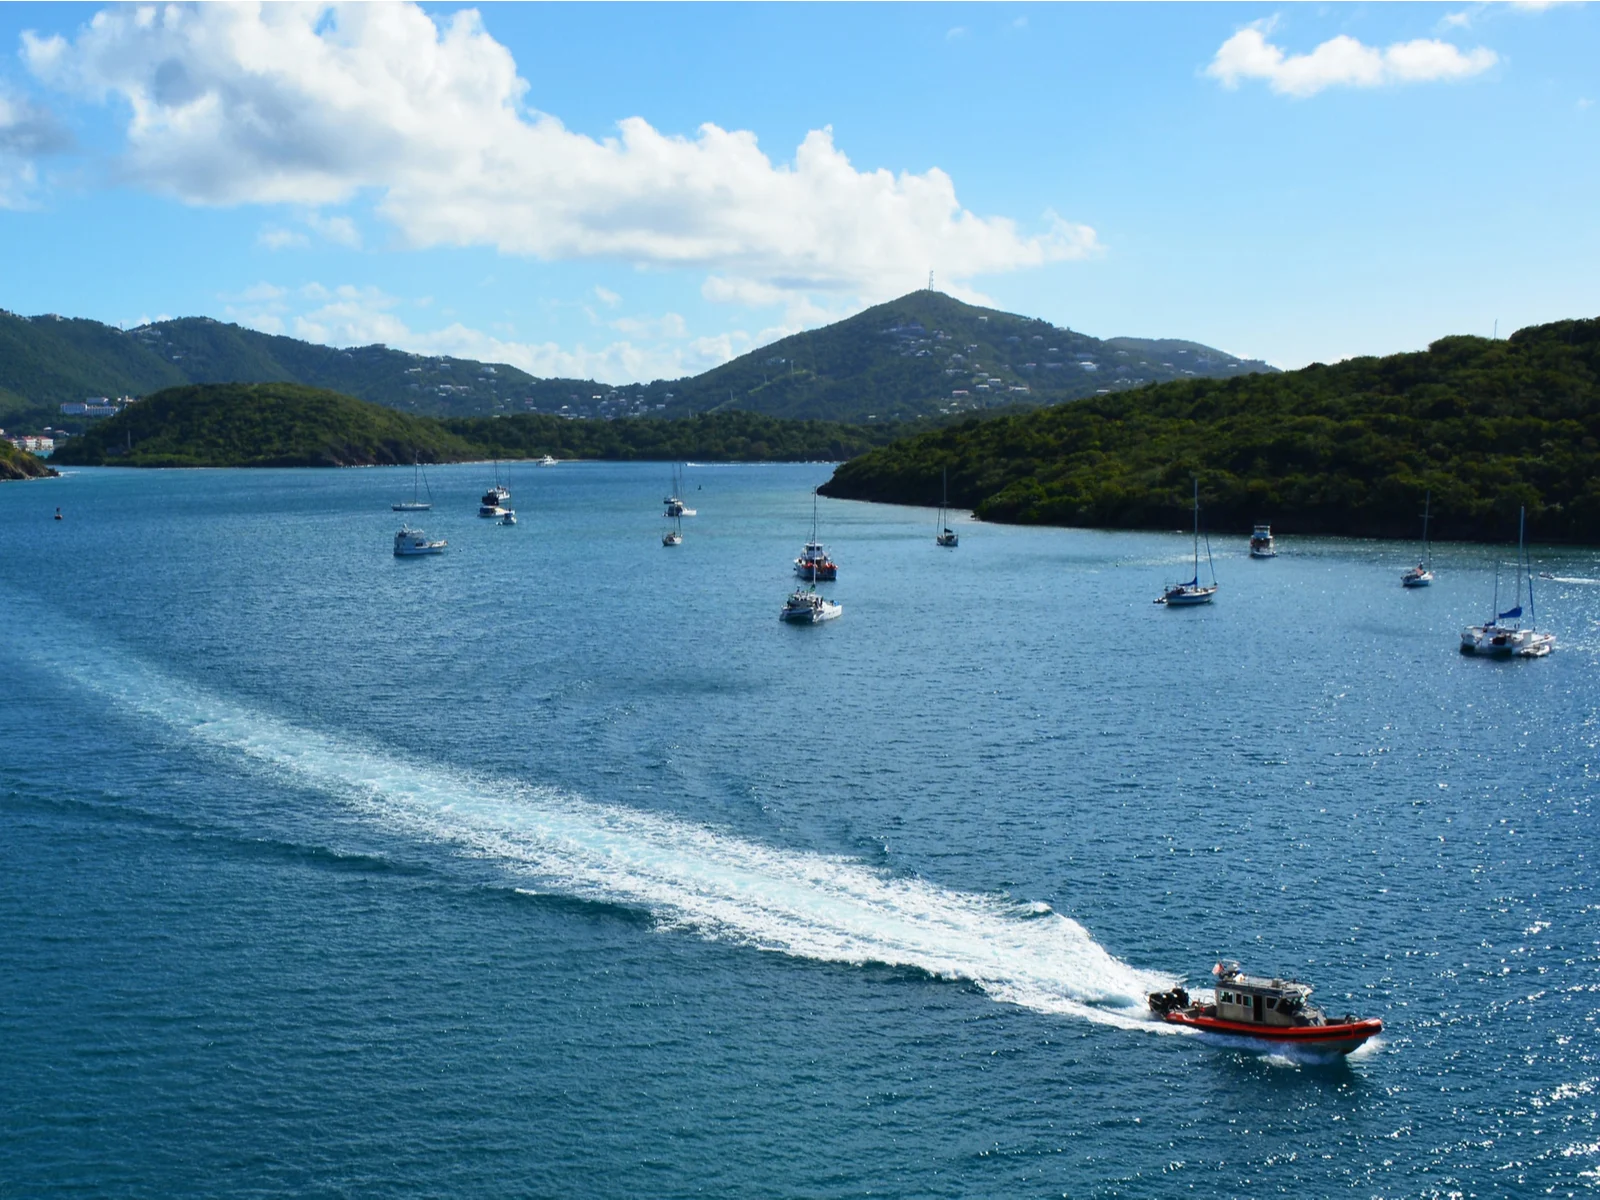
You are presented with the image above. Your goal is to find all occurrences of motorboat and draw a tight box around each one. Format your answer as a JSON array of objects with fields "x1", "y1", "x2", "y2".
[
  {"x1": 1402, "y1": 490, "x2": 1434, "y2": 587},
  {"x1": 392, "y1": 456, "x2": 433, "y2": 512},
  {"x1": 1148, "y1": 961, "x2": 1382, "y2": 1056},
  {"x1": 795, "y1": 489, "x2": 838, "y2": 581},
  {"x1": 1461, "y1": 507, "x2": 1554, "y2": 657},
  {"x1": 536, "y1": 455, "x2": 559, "y2": 466},
  {"x1": 1248, "y1": 524, "x2": 1276, "y2": 558},
  {"x1": 394, "y1": 525, "x2": 446, "y2": 556},
  {"x1": 1157, "y1": 479, "x2": 1217, "y2": 605},
  {"x1": 936, "y1": 466, "x2": 959, "y2": 548},
  {"x1": 780, "y1": 587, "x2": 841, "y2": 624},
  {"x1": 795, "y1": 540, "x2": 837, "y2": 582},
  {"x1": 498, "y1": 510, "x2": 517, "y2": 526}
]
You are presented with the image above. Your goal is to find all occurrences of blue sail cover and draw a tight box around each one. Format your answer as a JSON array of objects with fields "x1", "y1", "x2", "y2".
[{"x1": 1498, "y1": 605, "x2": 1523, "y2": 621}]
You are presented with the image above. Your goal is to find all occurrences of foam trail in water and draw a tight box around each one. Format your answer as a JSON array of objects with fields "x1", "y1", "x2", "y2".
[{"x1": 44, "y1": 639, "x2": 1178, "y2": 1031}]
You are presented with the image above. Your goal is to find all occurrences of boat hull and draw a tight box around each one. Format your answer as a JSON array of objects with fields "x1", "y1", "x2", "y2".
[
  {"x1": 1460, "y1": 626, "x2": 1553, "y2": 657},
  {"x1": 780, "y1": 605, "x2": 840, "y2": 624},
  {"x1": 1161, "y1": 586, "x2": 1216, "y2": 606},
  {"x1": 1162, "y1": 1010, "x2": 1381, "y2": 1055},
  {"x1": 1402, "y1": 572, "x2": 1433, "y2": 587}
]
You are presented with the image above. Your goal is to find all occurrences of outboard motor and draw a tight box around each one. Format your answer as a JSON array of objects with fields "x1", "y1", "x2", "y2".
[{"x1": 1147, "y1": 987, "x2": 1190, "y2": 1016}]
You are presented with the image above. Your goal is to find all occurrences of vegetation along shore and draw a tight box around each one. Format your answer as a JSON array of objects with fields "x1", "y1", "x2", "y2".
[{"x1": 820, "y1": 316, "x2": 1600, "y2": 544}]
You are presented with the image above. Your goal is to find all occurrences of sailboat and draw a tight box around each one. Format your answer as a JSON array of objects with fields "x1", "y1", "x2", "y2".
[
  {"x1": 1460, "y1": 507, "x2": 1554, "y2": 657},
  {"x1": 1402, "y1": 491, "x2": 1434, "y2": 587},
  {"x1": 1157, "y1": 478, "x2": 1218, "y2": 606},
  {"x1": 936, "y1": 466, "x2": 959, "y2": 547},
  {"x1": 663, "y1": 464, "x2": 697, "y2": 518},
  {"x1": 479, "y1": 457, "x2": 510, "y2": 516},
  {"x1": 392, "y1": 456, "x2": 433, "y2": 512},
  {"x1": 662, "y1": 506, "x2": 683, "y2": 547},
  {"x1": 795, "y1": 488, "x2": 837, "y2": 581}
]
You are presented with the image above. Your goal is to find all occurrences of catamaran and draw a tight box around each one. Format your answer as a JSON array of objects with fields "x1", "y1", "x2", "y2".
[
  {"x1": 1460, "y1": 506, "x2": 1554, "y2": 657},
  {"x1": 1149, "y1": 961, "x2": 1382, "y2": 1056},
  {"x1": 1402, "y1": 491, "x2": 1434, "y2": 587},
  {"x1": 780, "y1": 586, "x2": 841, "y2": 624},
  {"x1": 1157, "y1": 479, "x2": 1218, "y2": 606},
  {"x1": 392, "y1": 456, "x2": 433, "y2": 512},
  {"x1": 936, "y1": 466, "x2": 958, "y2": 548}
]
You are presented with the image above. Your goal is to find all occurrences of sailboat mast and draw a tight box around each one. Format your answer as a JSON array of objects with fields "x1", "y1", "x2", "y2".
[
  {"x1": 1192, "y1": 477, "x2": 1200, "y2": 582},
  {"x1": 1422, "y1": 490, "x2": 1431, "y2": 567},
  {"x1": 1515, "y1": 507, "x2": 1526, "y2": 618}
]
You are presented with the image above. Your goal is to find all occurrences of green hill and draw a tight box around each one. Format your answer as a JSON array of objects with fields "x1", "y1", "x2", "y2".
[
  {"x1": 49, "y1": 383, "x2": 480, "y2": 468},
  {"x1": 819, "y1": 316, "x2": 1600, "y2": 544},
  {"x1": 0, "y1": 293, "x2": 1268, "y2": 432},
  {"x1": 0, "y1": 438, "x2": 56, "y2": 480},
  {"x1": 0, "y1": 309, "x2": 604, "y2": 427},
  {"x1": 659, "y1": 291, "x2": 1273, "y2": 423}
]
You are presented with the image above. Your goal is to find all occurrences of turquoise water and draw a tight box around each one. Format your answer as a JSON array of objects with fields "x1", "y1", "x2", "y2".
[{"x1": 2, "y1": 462, "x2": 1597, "y2": 1197}]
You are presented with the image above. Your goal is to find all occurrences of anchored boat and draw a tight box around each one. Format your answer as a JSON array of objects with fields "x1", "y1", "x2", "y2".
[
  {"x1": 1157, "y1": 478, "x2": 1217, "y2": 606},
  {"x1": 780, "y1": 586, "x2": 840, "y2": 624},
  {"x1": 394, "y1": 526, "x2": 447, "y2": 556},
  {"x1": 1248, "y1": 524, "x2": 1276, "y2": 558},
  {"x1": 1460, "y1": 506, "x2": 1553, "y2": 657},
  {"x1": 1148, "y1": 962, "x2": 1381, "y2": 1055}
]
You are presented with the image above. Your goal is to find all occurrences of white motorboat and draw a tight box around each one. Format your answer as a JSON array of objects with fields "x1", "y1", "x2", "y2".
[
  {"x1": 536, "y1": 455, "x2": 559, "y2": 466},
  {"x1": 394, "y1": 525, "x2": 446, "y2": 556},
  {"x1": 392, "y1": 456, "x2": 433, "y2": 512},
  {"x1": 936, "y1": 466, "x2": 959, "y2": 548},
  {"x1": 1248, "y1": 524, "x2": 1276, "y2": 558},
  {"x1": 780, "y1": 587, "x2": 841, "y2": 624},
  {"x1": 1461, "y1": 507, "x2": 1553, "y2": 657},
  {"x1": 1158, "y1": 479, "x2": 1218, "y2": 605},
  {"x1": 498, "y1": 510, "x2": 517, "y2": 526},
  {"x1": 1402, "y1": 491, "x2": 1434, "y2": 587}
]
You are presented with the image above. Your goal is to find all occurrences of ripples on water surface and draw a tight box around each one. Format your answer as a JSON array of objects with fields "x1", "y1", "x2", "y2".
[{"x1": 1, "y1": 462, "x2": 1597, "y2": 1196}]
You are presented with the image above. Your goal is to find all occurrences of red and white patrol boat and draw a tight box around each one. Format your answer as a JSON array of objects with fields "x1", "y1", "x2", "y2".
[{"x1": 1148, "y1": 961, "x2": 1382, "y2": 1055}]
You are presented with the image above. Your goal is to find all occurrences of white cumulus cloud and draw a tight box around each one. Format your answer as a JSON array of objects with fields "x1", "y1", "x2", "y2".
[
  {"x1": 1206, "y1": 20, "x2": 1499, "y2": 97},
  {"x1": 24, "y1": 1, "x2": 1095, "y2": 309}
]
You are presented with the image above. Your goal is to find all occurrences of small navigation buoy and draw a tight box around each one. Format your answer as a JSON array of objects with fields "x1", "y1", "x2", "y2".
[{"x1": 54, "y1": 507, "x2": 62, "y2": 521}]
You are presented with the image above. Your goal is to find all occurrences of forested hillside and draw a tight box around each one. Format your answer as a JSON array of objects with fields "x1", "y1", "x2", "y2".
[
  {"x1": 48, "y1": 383, "x2": 895, "y2": 468},
  {"x1": 820, "y1": 317, "x2": 1600, "y2": 543}
]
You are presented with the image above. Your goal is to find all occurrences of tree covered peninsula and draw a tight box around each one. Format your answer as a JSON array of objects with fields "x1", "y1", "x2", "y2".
[
  {"x1": 820, "y1": 317, "x2": 1600, "y2": 543},
  {"x1": 49, "y1": 382, "x2": 897, "y2": 468}
]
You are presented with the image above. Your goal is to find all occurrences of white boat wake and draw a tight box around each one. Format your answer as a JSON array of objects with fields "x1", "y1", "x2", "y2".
[{"x1": 39, "y1": 638, "x2": 1177, "y2": 1032}]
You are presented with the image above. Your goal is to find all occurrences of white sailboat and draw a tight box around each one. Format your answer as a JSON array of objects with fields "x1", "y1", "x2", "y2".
[
  {"x1": 392, "y1": 456, "x2": 433, "y2": 512},
  {"x1": 664, "y1": 463, "x2": 697, "y2": 517},
  {"x1": 936, "y1": 466, "x2": 958, "y2": 547},
  {"x1": 1460, "y1": 507, "x2": 1554, "y2": 657},
  {"x1": 1402, "y1": 491, "x2": 1434, "y2": 587},
  {"x1": 663, "y1": 507, "x2": 683, "y2": 546},
  {"x1": 1157, "y1": 478, "x2": 1218, "y2": 606}
]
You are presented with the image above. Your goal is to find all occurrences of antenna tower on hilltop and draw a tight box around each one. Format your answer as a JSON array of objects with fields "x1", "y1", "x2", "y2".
[{"x1": 927, "y1": 270, "x2": 934, "y2": 292}]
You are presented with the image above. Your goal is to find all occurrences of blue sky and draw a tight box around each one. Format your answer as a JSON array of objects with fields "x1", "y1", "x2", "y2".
[{"x1": 0, "y1": 2, "x2": 1595, "y2": 382}]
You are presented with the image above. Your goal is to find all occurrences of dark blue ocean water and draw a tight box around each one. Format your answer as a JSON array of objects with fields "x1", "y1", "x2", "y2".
[{"x1": 1, "y1": 461, "x2": 1597, "y2": 1197}]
